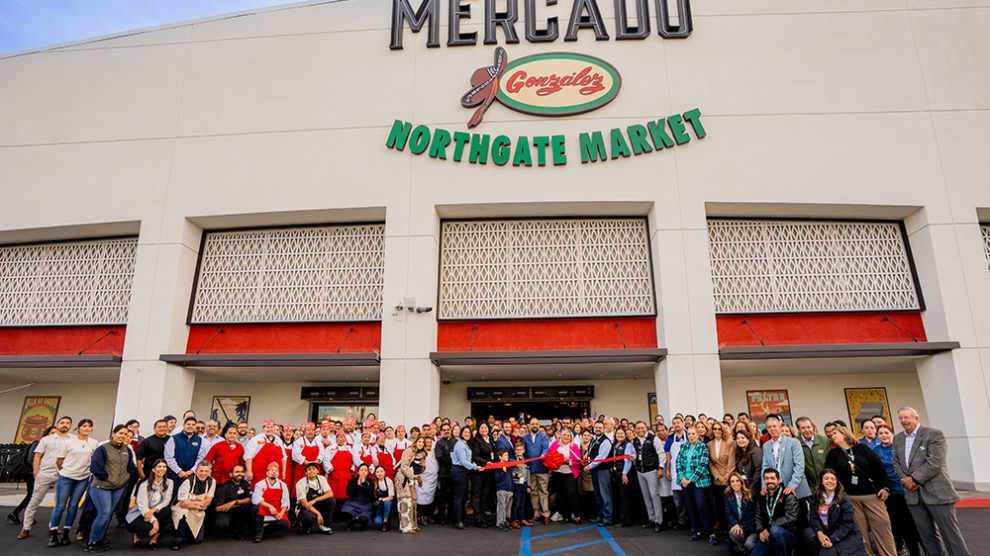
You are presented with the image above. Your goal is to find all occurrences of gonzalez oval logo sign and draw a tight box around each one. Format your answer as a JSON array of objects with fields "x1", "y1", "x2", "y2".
[{"x1": 461, "y1": 47, "x2": 621, "y2": 128}]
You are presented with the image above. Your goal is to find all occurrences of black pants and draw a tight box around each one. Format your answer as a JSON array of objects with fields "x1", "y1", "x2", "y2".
[
  {"x1": 212, "y1": 505, "x2": 254, "y2": 539},
  {"x1": 12, "y1": 474, "x2": 35, "y2": 516},
  {"x1": 451, "y1": 467, "x2": 469, "y2": 525},
  {"x1": 297, "y1": 498, "x2": 335, "y2": 533},
  {"x1": 254, "y1": 516, "x2": 289, "y2": 539},
  {"x1": 469, "y1": 471, "x2": 492, "y2": 524},
  {"x1": 551, "y1": 473, "x2": 579, "y2": 520},
  {"x1": 125, "y1": 508, "x2": 172, "y2": 539},
  {"x1": 435, "y1": 475, "x2": 452, "y2": 523},
  {"x1": 886, "y1": 494, "x2": 921, "y2": 556},
  {"x1": 613, "y1": 474, "x2": 633, "y2": 525},
  {"x1": 710, "y1": 485, "x2": 726, "y2": 530}
]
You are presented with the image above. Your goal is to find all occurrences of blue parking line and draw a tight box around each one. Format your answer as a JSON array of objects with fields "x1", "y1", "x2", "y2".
[
  {"x1": 521, "y1": 525, "x2": 625, "y2": 556},
  {"x1": 597, "y1": 526, "x2": 627, "y2": 556},
  {"x1": 533, "y1": 540, "x2": 606, "y2": 556},
  {"x1": 531, "y1": 525, "x2": 599, "y2": 540}
]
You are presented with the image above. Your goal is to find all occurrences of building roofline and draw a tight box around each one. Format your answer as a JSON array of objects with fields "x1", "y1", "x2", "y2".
[{"x1": 0, "y1": 0, "x2": 347, "y2": 60}]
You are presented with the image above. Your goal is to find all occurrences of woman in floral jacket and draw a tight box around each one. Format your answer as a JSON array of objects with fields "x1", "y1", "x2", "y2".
[{"x1": 395, "y1": 436, "x2": 426, "y2": 533}]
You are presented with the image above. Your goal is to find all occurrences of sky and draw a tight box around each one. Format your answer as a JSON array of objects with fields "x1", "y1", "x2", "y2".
[{"x1": 0, "y1": 0, "x2": 302, "y2": 55}]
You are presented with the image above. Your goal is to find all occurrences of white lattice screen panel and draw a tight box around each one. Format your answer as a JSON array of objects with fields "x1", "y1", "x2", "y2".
[
  {"x1": 707, "y1": 220, "x2": 921, "y2": 314},
  {"x1": 191, "y1": 225, "x2": 385, "y2": 323},
  {"x1": 439, "y1": 219, "x2": 655, "y2": 320},
  {"x1": 982, "y1": 225, "x2": 990, "y2": 272},
  {"x1": 0, "y1": 238, "x2": 137, "y2": 326}
]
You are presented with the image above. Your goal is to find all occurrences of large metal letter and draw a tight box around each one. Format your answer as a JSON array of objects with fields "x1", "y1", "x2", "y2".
[
  {"x1": 565, "y1": 0, "x2": 610, "y2": 41},
  {"x1": 614, "y1": 0, "x2": 650, "y2": 40},
  {"x1": 655, "y1": 0, "x2": 692, "y2": 39},
  {"x1": 449, "y1": 0, "x2": 478, "y2": 46},
  {"x1": 524, "y1": 0, "x2": 559, "y2": 42},
  {"x1": 389, "y1": 0, "x2": 440, "y2": 50},
  {"x1": 485, "y1": 0, "x2": 520, "y2": 45}
]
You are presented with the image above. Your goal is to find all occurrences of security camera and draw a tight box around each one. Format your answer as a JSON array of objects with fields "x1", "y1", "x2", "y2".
[{"x1": 415, "y1": 306, "x2": 433, "y2": 313}]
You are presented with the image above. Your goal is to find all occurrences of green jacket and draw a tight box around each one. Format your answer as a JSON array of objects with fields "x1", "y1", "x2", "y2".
[{"x1": 800, "y1": 434, "x2": 829, "y2": 490}]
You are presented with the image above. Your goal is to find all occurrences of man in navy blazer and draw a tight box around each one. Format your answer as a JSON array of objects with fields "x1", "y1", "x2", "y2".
[
  {"x1": 760, "y1": 414, "x2": 810, "y2": 523},
  {"x1": 892, "y1": 407, "x2": 970, "y2": 556},
  {"x1": 523, "y1": 418, "x2": 550, "y2": 524}
]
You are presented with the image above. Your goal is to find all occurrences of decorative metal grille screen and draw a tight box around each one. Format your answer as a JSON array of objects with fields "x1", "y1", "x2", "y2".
[
  {"x1": 439, "y1": 219, "x2": 655, "y2": 320},
  {"x1": 707, "y1": 220, "x2": 921, "y2": 314},
  {"x1": 982, "y1": 225, "x2": 990, "y2": 273},
  {"x1": 190, "y1": 225, "x2": 384, "y2": 323},
  {"x1": 0, "y1": 238, "x2": 137, "y2": 326}
]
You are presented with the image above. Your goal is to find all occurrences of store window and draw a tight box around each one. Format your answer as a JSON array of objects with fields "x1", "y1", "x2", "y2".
[
  {"x1": 189, "y1": 224, "x2": 385, "y2": 323},
  {"x1": 707, "y1": 219, "x2": 922, "y2": 314},
  {"x1": 311, "y1": 405, "x2": 379, "y2": 423},
  {"x1": 0, "y1": 237, "x2": 137, "y2": 326},
  {"x1": 438, "y1": 218, "x2": 655, "y2": 319}
]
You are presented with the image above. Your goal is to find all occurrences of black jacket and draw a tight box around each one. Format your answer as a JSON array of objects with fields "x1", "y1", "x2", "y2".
[
  {"x1": 346, "y1": 476, "x2": 375, "y2": 503},
  {"x1": 755, "y1": 489, "x2": 799, "y2": 532},
  {"x1": 825, "y1": 444, "x2": 888, "y2": 496},
  {"x1": 435, "y1": 437, "x2": 455, "y2": 478},
  {"x1": 809, "y1": 496, "x2": 867, "y2": 556},
  {"x1": 469, "y1": 435, "x2": 495, "y2": 469},
  {"x1": 724, "y1": 492, "x2": 757, "y2": 534}
]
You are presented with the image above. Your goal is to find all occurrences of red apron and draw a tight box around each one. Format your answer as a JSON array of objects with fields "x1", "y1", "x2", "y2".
[
  {"x1": 206, "y1": 442, "x2": 244, "y2": 484},
  {"x1": 251, "y1": 440, "x2": 284, "y2": 488},
  {"x1": 376, "y1": 446, "x2": 395, "y2": 478},
  {"x1": 257, "y1": 480, "x2": 284, "y2": 518},
  {"x1": 392, "y1": 440, "x2": 407, "y2": 463},
  {"x1": 282, "y1": 444, "x2": 296, "y2": 499},
  {"x1": 327, "y1": 447, "x2": 353, "y2": 500},
  {"x1": 292, "y1": 441, "x2": 322, "y2": 488},
  {"x1": 356, "y1": 444, "x2": 374, "y2": 468}
]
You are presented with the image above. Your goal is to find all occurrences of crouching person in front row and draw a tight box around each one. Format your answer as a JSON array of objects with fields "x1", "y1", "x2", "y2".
[
  {"x1": 295, "y1": 462, "x2": 335, "y2": 535},
  {"x1": 125, "y1": 459, "x2": 173, "y2": 549},
  {"x1": 253, "y1": 462, "x2": 290, "y2": 543},
  {"x1": 211, "y1": 464, "x2": 254, "y2": 539},
  {"x1": 172, "y1": 461, "x2": 215, "y2": 550},
  {"x1": 751, "y1": 468, "x2": 799, "y2": 556}
]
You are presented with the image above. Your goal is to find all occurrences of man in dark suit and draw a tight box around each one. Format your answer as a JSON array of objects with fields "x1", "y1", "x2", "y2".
[{"x1": 892, "y1": 407, "x2": 970, "y2": 556}]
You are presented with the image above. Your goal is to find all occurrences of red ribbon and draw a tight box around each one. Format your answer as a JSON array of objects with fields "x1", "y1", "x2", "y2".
[{"x1": 480, "y1": 454, "x2": 632, "y2": 471}]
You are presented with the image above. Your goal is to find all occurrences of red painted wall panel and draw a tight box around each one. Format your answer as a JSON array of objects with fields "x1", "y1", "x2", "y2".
[
  {"x1": 715, "y1": 312, "x2": 927, "y2": 347},
  {"x1": 185, "y1": 322, "x2": 382, "y2": 354},
  {"x1": 0, "y1": 326, "x2": 126, "y2": 356},
  {"x1": 437, "y1": 317, "x2": 658, "y2": 352}
]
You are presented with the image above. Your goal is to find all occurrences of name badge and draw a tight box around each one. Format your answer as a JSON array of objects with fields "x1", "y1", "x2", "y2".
[{"x1": 850, "y1": 475, "x2": 859, "y2": 486}]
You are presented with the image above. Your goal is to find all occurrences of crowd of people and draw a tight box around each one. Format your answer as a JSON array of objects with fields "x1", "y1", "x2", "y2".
[{"x1": 4, "y1": 407, "x2": 971, "y2": 556}]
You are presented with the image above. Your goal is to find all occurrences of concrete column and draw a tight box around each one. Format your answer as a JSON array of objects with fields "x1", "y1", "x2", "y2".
[
  {"x1": 649, "y1": 206, "x2": 723, "y2": 419},
  {"x1": 115, "y1": 219, "x2": 202, "y2": 428},
  {"x1": 378, "y1": 211, "x2": 440, "y2": 426},
  {"x1": 906, "y1": 212, "x2": 990, "y2": 490}
]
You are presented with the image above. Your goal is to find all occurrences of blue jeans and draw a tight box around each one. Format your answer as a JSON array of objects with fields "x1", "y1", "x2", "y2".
[
  {"x1": 87, "y1": 486, "x2": 126, "y2": 544},
  {"x1": 751, "y1": 525, "x2": 796, "y2": 556},
  {"x1": 373, "y1": 500, "x2": 393, "y2": 527},
  {"x1": 49, "y1": 476, "x2": 89, "y2": 531},
  {"x1": 511, "y1": 483, "x2": 527, "y2": 521},
  {"x1": 591, "y1": 470, "x2": 613, "y2": 521}
]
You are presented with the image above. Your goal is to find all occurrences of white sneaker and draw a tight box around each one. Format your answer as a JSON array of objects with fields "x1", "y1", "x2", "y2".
[
  {"x1": 550, "y1": 512, "x2": 564, "y2": 522},
  {"x1": 318, "y1": 525, "x2": 332, "y2": 533}
]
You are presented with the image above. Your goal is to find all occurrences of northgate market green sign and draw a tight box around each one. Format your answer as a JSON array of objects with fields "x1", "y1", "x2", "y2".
[{"x1": 385, "y1": 0, "x2": 703, "y2": 167}]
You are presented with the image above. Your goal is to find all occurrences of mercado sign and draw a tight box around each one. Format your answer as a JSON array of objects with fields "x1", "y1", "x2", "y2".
[{"x1": 385, "y1": 0, "x2": 703, "y2": 167}]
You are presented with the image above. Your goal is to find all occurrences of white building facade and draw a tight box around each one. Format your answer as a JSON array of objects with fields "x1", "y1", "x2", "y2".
[{"x1": 1, "y1": 0, "x2": 989, "y2": 490}]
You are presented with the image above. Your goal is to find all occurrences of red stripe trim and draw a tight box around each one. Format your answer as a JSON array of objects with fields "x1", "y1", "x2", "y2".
[
  {"x1": 437, "y1": 317, "x2": 657, "y2": 352},
  {"x1": 185, "y1": 322, "x2": 381, "y2": 354},
  {"x1": 0, "y1": 326, "x2": 126, "y2": 356},
  {"x1": 716, "y1": 312, "x2": 927, "y2": 347},
  {"x1": 958, "y1": 498, "x2": 990, "y2": 508}
]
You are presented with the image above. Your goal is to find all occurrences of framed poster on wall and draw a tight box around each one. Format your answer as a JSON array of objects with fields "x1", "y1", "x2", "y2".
[
  {"x1": 210, "y1": 396, "x2": 251, "y2": 426},
  {"x1": 14, "y1": 396, "x2": 61, "y2": 444},
  {"x1": 647, "y1": 392, "x2": 659, "y2": 424},
  {"x1": 844, "y1": 387, "x2": 891, "y2": 436},
  {"x1": 746, "y1": 390, "x2": 792, "y2": 425}
]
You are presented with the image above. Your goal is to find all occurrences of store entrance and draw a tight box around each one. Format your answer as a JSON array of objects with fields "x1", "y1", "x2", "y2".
[{"x1": 471, "y1": 401, "x2": 590, "y2": 422}]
